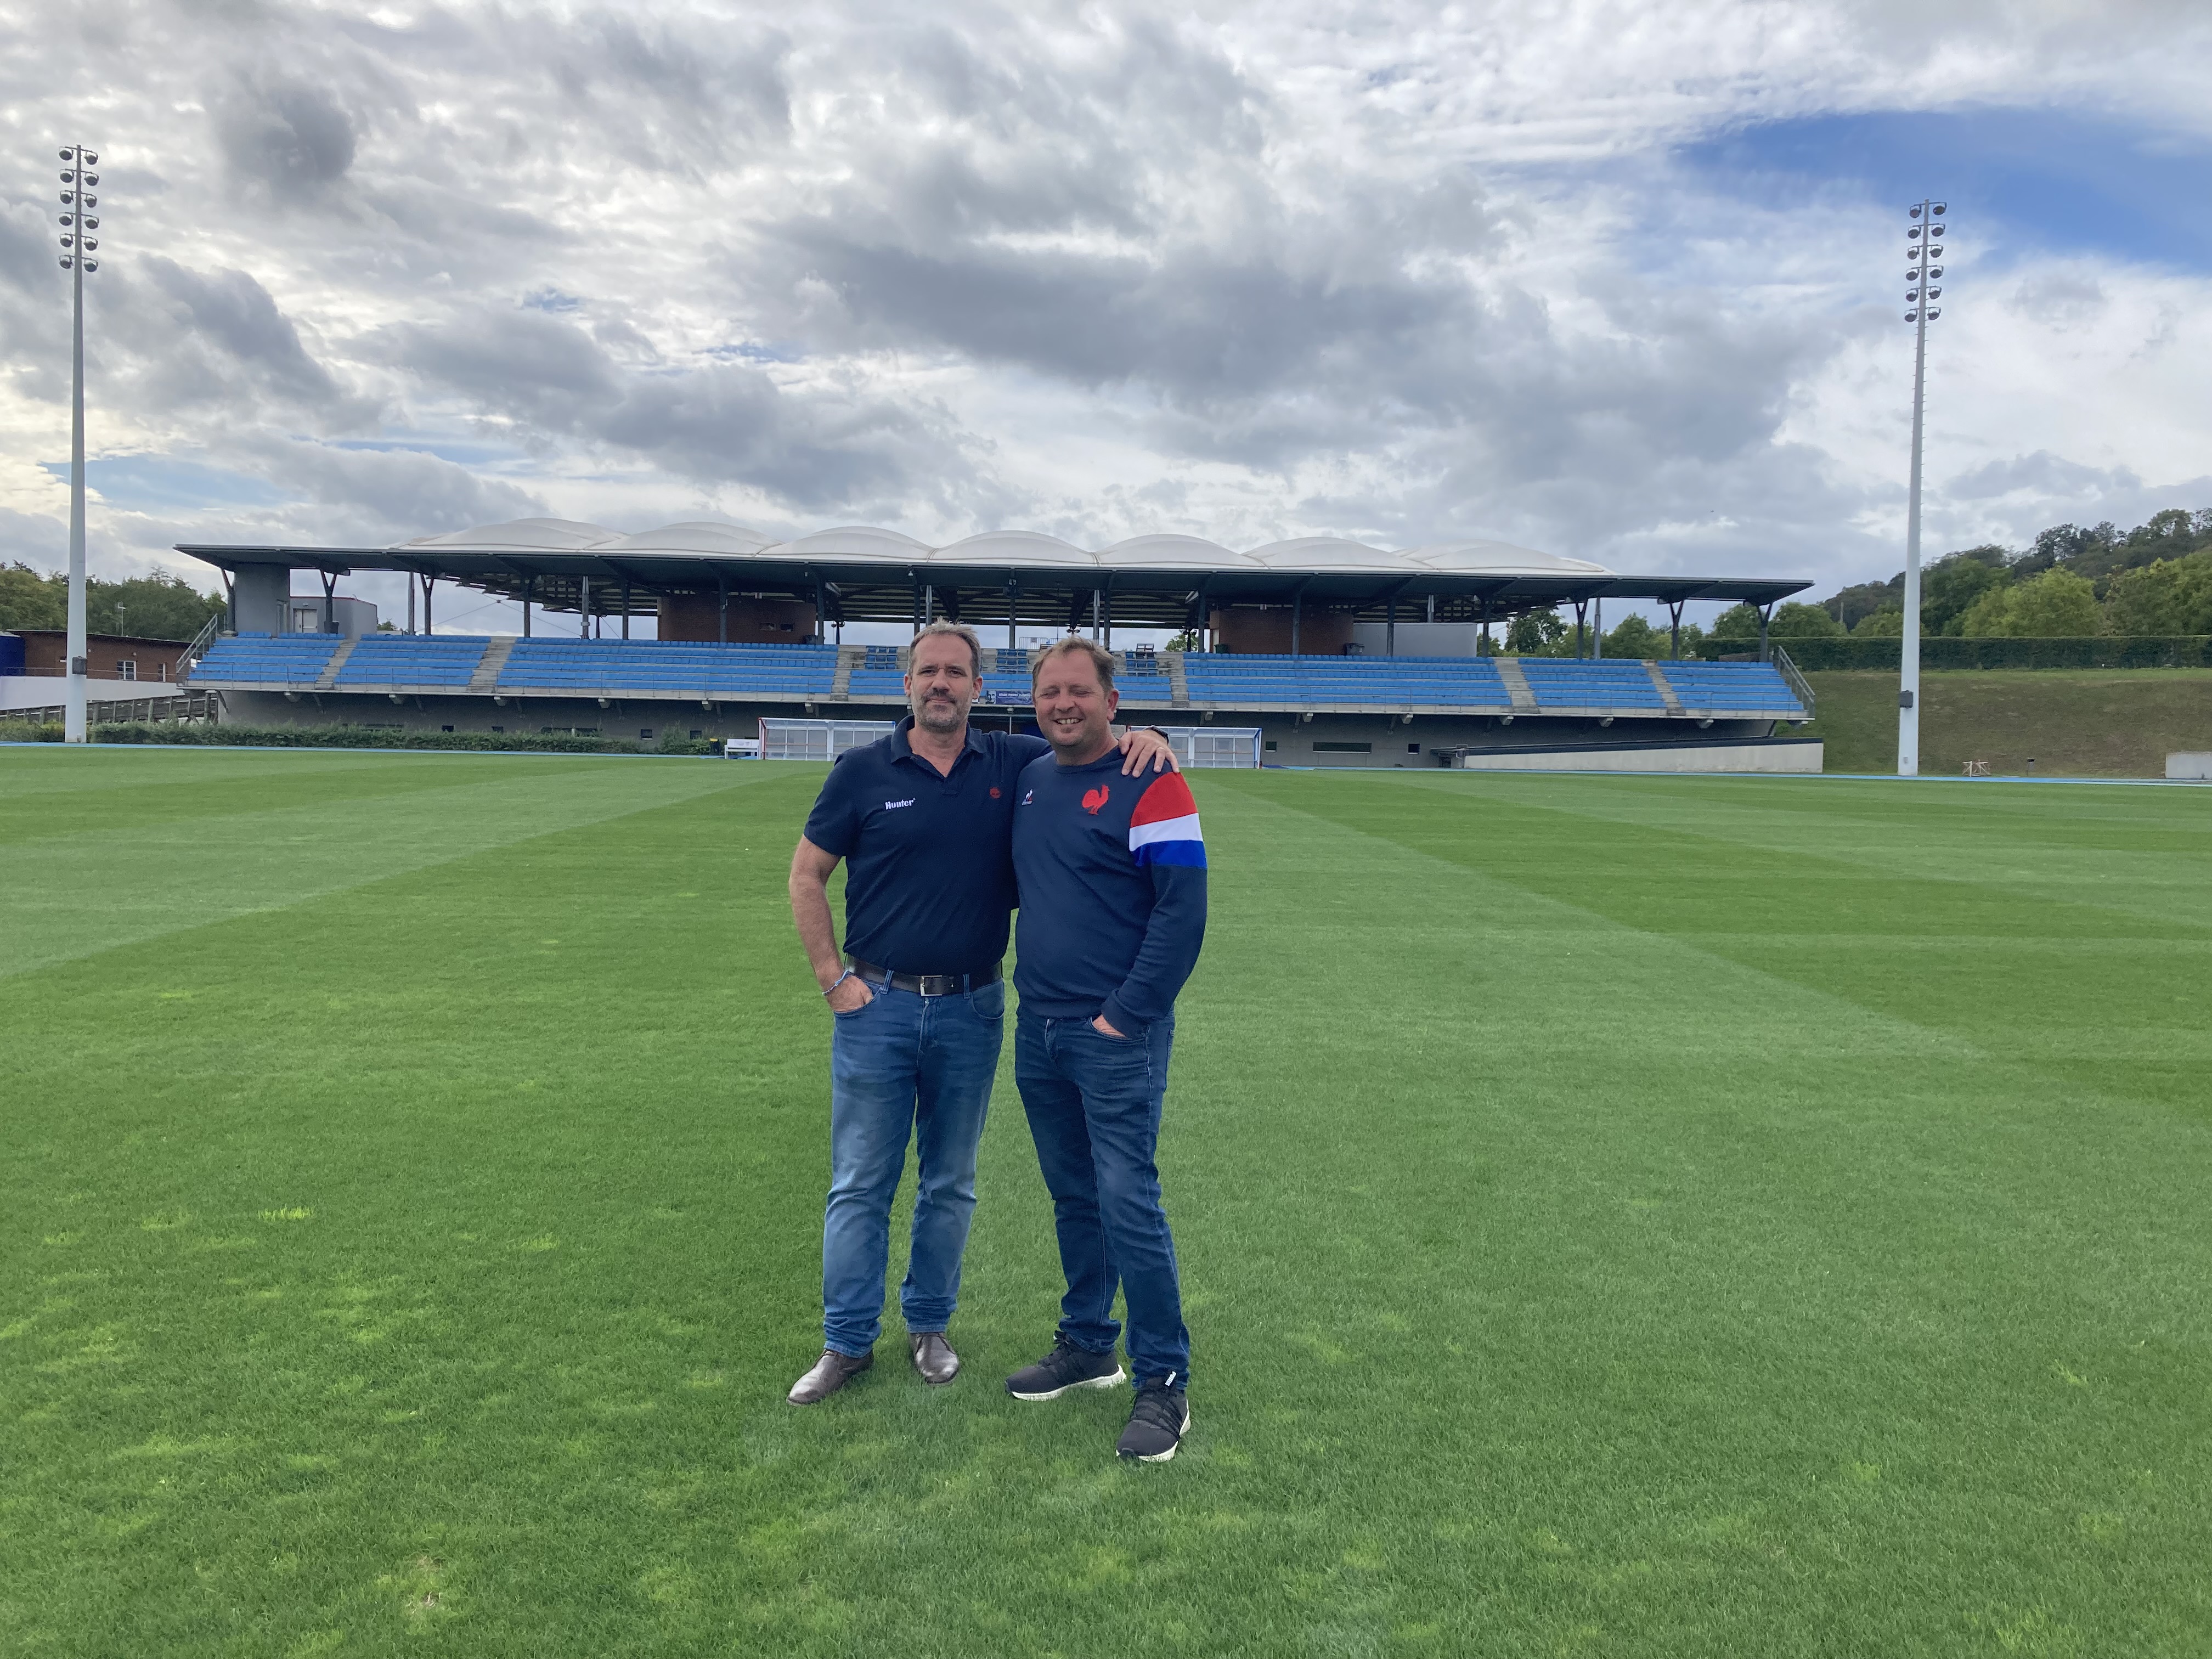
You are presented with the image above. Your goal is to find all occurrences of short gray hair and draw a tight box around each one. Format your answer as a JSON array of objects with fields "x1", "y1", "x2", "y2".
[
  {"x1": 911, "y1": 619, "x2": 983, "y2": 675},
  {"x1": 1030, "y1": 635, "x2": 1115, "y2": 691}
]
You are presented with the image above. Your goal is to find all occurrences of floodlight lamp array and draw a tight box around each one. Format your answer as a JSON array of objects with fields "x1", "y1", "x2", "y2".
[
  {"x1": 1904, "y1": 199, "x2": 1949, "y2": 323},
  {"x1": 56, "y1": 144, "x2": 104, "y2": 271}
]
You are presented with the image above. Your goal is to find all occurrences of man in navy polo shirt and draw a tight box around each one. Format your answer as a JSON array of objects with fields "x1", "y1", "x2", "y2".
[{"x1": 784, "y1": 620, "x2": 1177, "y2": 1406}]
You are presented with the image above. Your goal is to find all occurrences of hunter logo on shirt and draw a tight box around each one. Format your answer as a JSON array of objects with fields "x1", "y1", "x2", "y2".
[{"x1": 1081, "y1": 785, "x2": 1110, "y2": 814}]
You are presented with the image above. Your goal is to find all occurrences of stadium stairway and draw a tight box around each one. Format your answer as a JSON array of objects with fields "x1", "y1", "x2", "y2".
[
  {"x1": 467, "y1": 637, "x2": 515, "y2": 692},
  {"x1": 312, "y1": 637, "x2": 359, "y2": 691}
]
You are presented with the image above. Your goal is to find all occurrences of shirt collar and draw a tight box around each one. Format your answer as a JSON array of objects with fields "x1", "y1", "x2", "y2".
[{"x1": 891, "y1": 714, "x2": 989, "y2": 765}]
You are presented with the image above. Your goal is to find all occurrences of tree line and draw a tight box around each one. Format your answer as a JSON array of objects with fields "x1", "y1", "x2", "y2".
[
  {"x1": 1797, "y1": 508, "x2": 2212, "y2": 641},
  {"x1": 1500, "y1": 506, "x2": 2212, "y2": 657},
  {"x1": 0, "y1": 564, "x2": 228, "y2": 641}
]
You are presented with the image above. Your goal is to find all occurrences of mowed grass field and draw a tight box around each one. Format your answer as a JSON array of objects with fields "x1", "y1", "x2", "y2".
[{"x1": 3, "y1": 746, "x2": 2208, "y2": 1658}]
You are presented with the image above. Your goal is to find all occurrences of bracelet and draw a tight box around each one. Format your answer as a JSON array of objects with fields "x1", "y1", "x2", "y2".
[{"x1": 823, "y1": 968, "x2": 855, "y2": 998}]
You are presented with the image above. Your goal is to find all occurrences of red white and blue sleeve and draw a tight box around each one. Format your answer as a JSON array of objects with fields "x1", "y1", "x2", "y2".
[{"x1": 1102, "y1": 774, "x2": 1209, "y2": 1031}]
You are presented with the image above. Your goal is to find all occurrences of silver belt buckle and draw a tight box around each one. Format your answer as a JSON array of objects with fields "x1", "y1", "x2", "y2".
[{"x1": 918, "y1": 973, "x2": 956, "y2": 996}]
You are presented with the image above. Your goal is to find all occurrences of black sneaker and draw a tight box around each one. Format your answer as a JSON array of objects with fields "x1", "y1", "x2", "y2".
[
  {"x1": 1116, "y1": 1379, "x2": 1190, "y2": 1462},
  {"x1": 1005, "y1": 1336, "x2": 1126, "y2": 1401}
]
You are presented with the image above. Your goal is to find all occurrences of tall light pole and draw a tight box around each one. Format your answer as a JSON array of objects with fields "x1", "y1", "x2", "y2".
[
  {"x1": 57, "y1": 144, "x2": 103, "y2": 744},
  {"x1": 1898, "y1": 199, "x2": 1945, "y2": 776}
]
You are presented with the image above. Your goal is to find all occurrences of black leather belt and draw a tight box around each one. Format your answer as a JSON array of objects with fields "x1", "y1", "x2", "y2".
[{"x1": 848, "y1": 957, "x2": 1001, "y2": 997}]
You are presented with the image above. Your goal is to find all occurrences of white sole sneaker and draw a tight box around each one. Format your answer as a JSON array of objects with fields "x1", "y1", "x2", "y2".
[
  {"x1": 1008, "y1": 1365, "x2": 1126, "y2": 1402},
  {"x1": 1122, "y1": 1406, "x2": 1190, "y2": 1462}
]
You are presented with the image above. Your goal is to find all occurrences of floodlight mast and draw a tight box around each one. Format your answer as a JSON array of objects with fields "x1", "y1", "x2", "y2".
[
  {"x1": 1898, "y1": 197, "x2": 1947, "y2": 776},
  {"x1": 57, "y1": 143, "x2": 103, "y2": 743}
]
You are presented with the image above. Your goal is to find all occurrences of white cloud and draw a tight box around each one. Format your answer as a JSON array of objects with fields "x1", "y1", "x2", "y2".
[{"x1": 0, "y1": 0, "x2": 2206, "y2": 610}]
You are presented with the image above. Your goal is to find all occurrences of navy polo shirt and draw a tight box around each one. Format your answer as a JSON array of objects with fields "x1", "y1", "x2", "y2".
[{"x1": 802, "y1": 717, "x2": 1049, "y2": 976}]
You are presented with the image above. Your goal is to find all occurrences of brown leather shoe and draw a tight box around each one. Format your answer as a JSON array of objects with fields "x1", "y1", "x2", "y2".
[
  {"x1": 909, "y1": 1330, "x2": 960, "y2": 1386},
  {"x1": 787, "y1": 1347, "x2": 873, "y2": 1405}
]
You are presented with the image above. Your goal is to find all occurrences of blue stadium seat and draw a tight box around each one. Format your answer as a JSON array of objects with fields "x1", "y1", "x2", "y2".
[{"x1": 495, "y1": 639, "x2": 841, "y2": 697}]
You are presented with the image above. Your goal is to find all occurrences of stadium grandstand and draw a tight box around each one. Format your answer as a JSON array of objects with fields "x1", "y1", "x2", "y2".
[{"x1": 174, "y1": 520, "x2": 1820, "y2": 769}]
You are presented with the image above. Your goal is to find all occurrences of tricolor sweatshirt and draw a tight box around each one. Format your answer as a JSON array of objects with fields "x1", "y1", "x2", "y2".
[{"x1": 1010, "y1": 749, "x2": 1208, "y2": 1032}]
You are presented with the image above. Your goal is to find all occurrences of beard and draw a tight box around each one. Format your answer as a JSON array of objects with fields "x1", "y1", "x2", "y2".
[{"x1": 915, "y1": 692, "x2": 964, "y2": 733}]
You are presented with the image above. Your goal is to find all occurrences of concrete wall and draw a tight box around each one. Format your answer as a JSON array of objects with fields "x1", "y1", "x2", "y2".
[
  {"x1": 207, "y1": 687, "x2": 1782, "y2": 766},
  {"x1": 218, "y1": 689, "x2": 783, "y2": 744},
  {"x1": 1243, "y1": 712, "x2": 1777, "y2": 766},
  {"x1": 233, "y1": 566, "x2": 287, "y2": 635},
  {"x1": 280, "y1": 595, "x2": 379, "y2": 637},
  {"x1": 1455, "y1": 739, "x2": 1824, "y2": 774},
  {"x1": 2168, "y1": 752, "x2": 2212, "y2": 781}
]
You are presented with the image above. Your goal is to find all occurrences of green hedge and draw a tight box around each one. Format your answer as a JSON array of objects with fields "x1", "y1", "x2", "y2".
[
  {"x1": 1696, "y1": 636, "x2": 2212, "y2": 670},
  {"x1": 2, "y1": 723, "x2": 723, "y2": 755}
]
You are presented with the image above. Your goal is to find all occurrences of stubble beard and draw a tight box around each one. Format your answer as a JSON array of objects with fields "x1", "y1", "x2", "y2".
[{"x1": 916, "y1": 692, "x2": 964, "y2": 735}]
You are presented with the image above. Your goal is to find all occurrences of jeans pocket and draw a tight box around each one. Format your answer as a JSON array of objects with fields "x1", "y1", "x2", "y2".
[
  {"x1": 969, "y1": 981, "x2": 1006, "y2": 1023},
  {"x1": 832, "y1": 990, "x2": 878, "y2": 1020}
]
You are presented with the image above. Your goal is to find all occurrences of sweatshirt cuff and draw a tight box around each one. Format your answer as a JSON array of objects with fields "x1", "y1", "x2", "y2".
[{"x1": 1101, "y1": 993, "x2": 1147, "y2": 1034}]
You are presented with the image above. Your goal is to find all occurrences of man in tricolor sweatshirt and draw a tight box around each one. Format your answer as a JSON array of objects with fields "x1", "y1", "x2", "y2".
[{"x1": 1003, "y1": 636, "x2": 1207, "y2": 1462}]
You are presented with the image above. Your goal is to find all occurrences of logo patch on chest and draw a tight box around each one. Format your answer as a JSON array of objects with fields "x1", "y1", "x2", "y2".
[
  {"x1": 1081, "y1": 785, "x2": 1110, "y2": 815},
  {"x1": 884, "y1": 798, "x2": 916, "y2": 810}
]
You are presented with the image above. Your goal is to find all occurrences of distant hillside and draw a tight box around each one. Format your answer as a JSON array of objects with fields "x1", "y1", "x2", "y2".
[{"x1": 1798, "y1": 670, "x2": 2212, "y2": 776}]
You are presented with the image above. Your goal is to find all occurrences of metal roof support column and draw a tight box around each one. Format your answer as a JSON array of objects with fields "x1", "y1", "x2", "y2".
[
  {"x1": 1594, "y1": 598, "x2": 1603, "y2": 660},
  {"x1": 717, "y1": 574, "x2": 727, "y2": 644},
  {"x1": 404, "y1": 573, "x2": 413, "y2": 635},
  {"x1": 1758, "y1": 602, "x2": 1773, "y2": 664},
  {"x1": 1291, "y1": 589, "x2": 1302, "y2": 657},
  {"x1": 1573, "y1": 600, "x2": 1587, "y2": 659},
  {"x1": 1006, "y1": 577, "x2": 1019, "y2": 651},
  {"x1": 422, "y1": 573, "x2": 433, "y2": 634},
  {"x1": 580, "y1": 575, "x2": 591, "y2": 640},
  {"x1": 1090, "y1": 588, "x2": 1102, "y2": 642},
  {"x1": 925, "y1": 584, "x2": 935, "y2": 624},
  {"x1": 320, "y1": 569, "x2": 337, "y2": 635},
  {"x1": 1386, "y1": 593, "x2": 1395, "y2": 657},
  {"x1": 1479, "y1": 596, "x2": 1489, "y2": 656},
  {"x1": 1102, "y1": 577, "x2": 1113, "y2": 651},
  {"x1": 816, "y1": 580, "x2": 830, "y2": 646},
  {"x1": 523, "y1": 575, "x2": 533, "y2": 638},
  {"x1": 1667, "y1": 601, "x2": 1684, "y2": 661},
  {"x1": 621, "y1": 578, "x2": 630, "y2": 640},
  {"x1": 1426, "y1": 593, "x2": 1436, "y2": 623}
]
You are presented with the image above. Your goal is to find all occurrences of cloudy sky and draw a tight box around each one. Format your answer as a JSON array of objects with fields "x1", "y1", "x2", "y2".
[{"x1": 3, "y1": 0, "x2": 2210, "y2": 633}]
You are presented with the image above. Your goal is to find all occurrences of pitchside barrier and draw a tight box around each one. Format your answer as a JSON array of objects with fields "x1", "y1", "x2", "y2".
[{"x1": 754, "y1": 718, "x2": 1261, "y2": 768}]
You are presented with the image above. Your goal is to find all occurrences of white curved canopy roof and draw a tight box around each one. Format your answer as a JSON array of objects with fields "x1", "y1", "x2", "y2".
[
  {"x1": 597, "y1": 521, "x2": 780, "y2": 557},
  {"x1": 403, "y1": 517, "x2": 624, "y2": 553},
  {"x1": 390, "y1": 518, "x2": 1609, "y2": 577},
  {"x1": 1408, "y1": 539, "x2": 1610, "y2": 576}
]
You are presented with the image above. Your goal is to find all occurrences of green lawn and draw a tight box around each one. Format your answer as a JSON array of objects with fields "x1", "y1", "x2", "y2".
[
  {"x1": 1798, "y1": 668, "x2": 2212, "y2": 776},
  {"x1": 3, "y1": 747, "x2": 2208, "y2": 1658}
]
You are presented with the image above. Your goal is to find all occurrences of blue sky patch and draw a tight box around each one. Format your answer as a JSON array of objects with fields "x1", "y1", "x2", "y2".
[
  {"x1": 43, "y1": 455, "x2": 293, "y2": 511},
  {"x1": 1679, "y1": 108, "x2": 2212, "y2": 272}
]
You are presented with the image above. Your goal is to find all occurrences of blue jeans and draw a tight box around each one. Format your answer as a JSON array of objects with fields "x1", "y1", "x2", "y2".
[
  {"x1": 1014, "y1": 1006, "x2": 1190, "y2": 1387},
  {"x1": 822, "y1": 980, "x2": 1004, "y2": 1356}
]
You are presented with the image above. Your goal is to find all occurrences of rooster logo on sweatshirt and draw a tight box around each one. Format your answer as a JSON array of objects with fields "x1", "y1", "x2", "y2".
[{"x1": 1081, "y1": 785, "x2": 1111, "y2": 814}]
